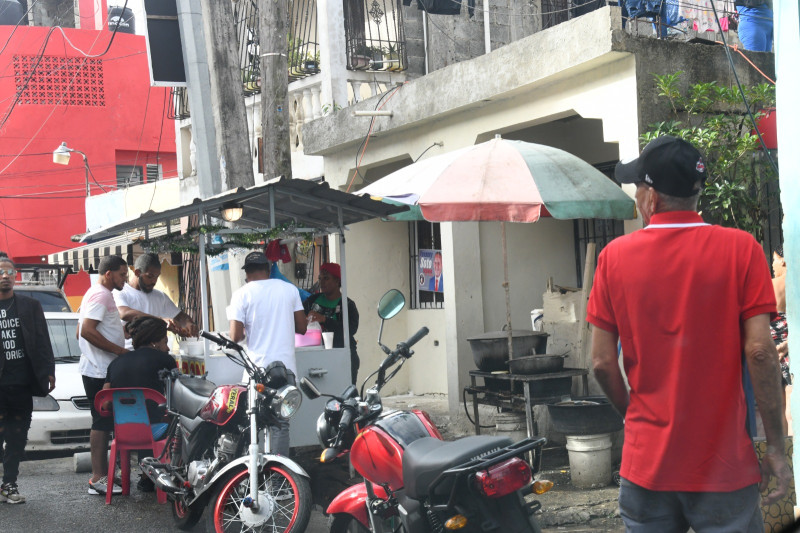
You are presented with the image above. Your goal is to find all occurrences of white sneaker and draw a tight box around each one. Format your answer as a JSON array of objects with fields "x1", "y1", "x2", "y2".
[{"x1": 88, "y1": 476, "x2": 123, "y2": 495}]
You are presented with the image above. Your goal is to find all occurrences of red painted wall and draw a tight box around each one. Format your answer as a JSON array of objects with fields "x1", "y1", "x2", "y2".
[{"x1": 0, "y1": 26, "x2": 177, "y2": 263}]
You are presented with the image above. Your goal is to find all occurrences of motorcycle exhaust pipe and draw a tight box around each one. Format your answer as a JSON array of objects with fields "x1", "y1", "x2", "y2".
[{"x1": 140, "y1": 460, "x2": 181, "y2": 493}]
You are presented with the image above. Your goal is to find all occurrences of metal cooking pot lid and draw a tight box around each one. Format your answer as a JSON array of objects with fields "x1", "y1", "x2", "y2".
[{"x1": 466, "y1": 330, "x2": 549, "y2": 341}]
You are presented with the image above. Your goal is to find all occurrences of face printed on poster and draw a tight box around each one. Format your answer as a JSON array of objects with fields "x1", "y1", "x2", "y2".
[{"x1": 419, "y1": 249, "x2": 444, "y2": 293}]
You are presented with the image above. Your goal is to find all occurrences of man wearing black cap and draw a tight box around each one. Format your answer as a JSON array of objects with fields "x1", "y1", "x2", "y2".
[
  {"x1": 226, "y1": 251, "x2": 306, "y2": 456},
  {"x1": 587, "y1": 136, "x2": 790, "y2": 531}
]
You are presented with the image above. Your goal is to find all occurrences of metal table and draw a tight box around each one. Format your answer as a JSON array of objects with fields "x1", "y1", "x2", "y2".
[{"x1": 465, "y1": 368, "x2": 589, "y2": 438}]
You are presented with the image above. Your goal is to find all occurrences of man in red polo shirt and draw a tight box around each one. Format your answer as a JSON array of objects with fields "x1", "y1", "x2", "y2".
[{"x1": 588, "y1": 135, "x2": 790, "y2": 531}]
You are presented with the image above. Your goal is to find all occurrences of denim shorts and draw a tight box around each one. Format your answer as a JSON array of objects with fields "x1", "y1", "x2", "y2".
[{"x1": 618, "y1": 477, "x2": 763, "y2": 533}]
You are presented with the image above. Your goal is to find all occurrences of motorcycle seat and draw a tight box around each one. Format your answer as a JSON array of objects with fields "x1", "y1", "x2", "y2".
[
  {"x1": 402, "y1": 435, "x2": 513, "y2": 499},
  {"x1": 172, "y1": 376, "x2": 218, "y2": 418}
]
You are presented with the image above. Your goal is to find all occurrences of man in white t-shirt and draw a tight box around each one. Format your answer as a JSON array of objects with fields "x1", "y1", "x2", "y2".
[
  {"x1": 227, "y1": 251, "x2": 306, "y2": 455},
  {"x1": 114, "y1": 253, "x2": 198, "y2": 349},
  {"x1": 78, "y1": 255, "x2": 129, "y2": 496}
]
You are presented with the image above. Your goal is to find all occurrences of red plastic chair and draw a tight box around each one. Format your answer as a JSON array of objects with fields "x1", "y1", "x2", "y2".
[{"x1": 94, "y1": 387, "x2": 169, "y2": 505}]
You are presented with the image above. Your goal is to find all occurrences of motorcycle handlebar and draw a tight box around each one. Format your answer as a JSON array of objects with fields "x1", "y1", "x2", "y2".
[
  {"x1": 338, "y1": 405, "x2": 354, "y2": 431},
  {"x1": 200, "y1": 330, "x2": 241, "y2": 351},
  {"x1": 403, "y1": 327, "x2": 429, "y2": 352}
]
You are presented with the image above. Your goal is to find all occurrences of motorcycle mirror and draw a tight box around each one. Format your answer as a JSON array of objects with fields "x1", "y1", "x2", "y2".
[
  {"x1": 299, "y1": 377, "x2": 321, "y2": 400},
  {"x1": 377, "y1": 289, "x2": 405, "y2": 320},
  {"x1": 320, "y1": 447, "x2": 339, "y2": 464}
]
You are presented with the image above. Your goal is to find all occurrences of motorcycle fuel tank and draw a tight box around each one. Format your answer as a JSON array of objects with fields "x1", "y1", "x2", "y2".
[
  {"x1": 199, "y1": 385, "x2": 247, "y2": 425},
  {"x1": 350, "y1": 410, "x2": 439, "y2": 490}
]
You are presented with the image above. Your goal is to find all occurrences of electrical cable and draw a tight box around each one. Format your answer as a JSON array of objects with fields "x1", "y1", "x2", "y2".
[
  {"x1": 0, "y1": 218, "x2": 68, "y2": 248},
  {"x1": 414, "y1": 142, "x2": 444, "y2": 163},
  {"x1": 0, "y1": 0, "x2": 129, "y2": 131},
  {"x1": 462, "y1": 387, "x2": 494, "y2": 429},
  {"x1": 144, "y1": 89, "x2": 170, "y2": 214},
  {"x1": 0, "y1": 0, "x2": 40, "y2": 57},
  {"x1": 345, "y1": 82, "x2": 407, "y2": 193},
  {"x1": 709, "y1": 0, "x2": 778, "y2": 175}
]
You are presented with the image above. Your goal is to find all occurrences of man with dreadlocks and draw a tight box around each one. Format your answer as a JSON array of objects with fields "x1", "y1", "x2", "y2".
[{"x1": 103, "y1": 316, "x2": 177, "y2": 493}]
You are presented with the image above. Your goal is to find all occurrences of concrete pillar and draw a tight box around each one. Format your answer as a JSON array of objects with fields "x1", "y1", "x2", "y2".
[
  {"x1": 317, "y1": 0, "x2": 349, "y2": 110},
  {"x1": 442, "y1": 222, "x2": 485, "y2": 414},
  {"x1": 176, "y1": 0, "x2": 221, "y2": 198},
  {"x1": 774, "y1": 0, "x2": 800, "y2": 500}
]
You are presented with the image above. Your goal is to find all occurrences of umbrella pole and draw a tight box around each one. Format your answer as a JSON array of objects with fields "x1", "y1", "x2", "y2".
[{"x1": 502, "y1": 222, "x2": 514, "y2": 360}]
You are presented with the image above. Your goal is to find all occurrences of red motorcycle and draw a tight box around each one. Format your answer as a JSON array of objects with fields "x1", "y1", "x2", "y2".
[
  {"x1": 300, "y1": 289, "x2": 552, "y2": 533},
  {"x1": 140, "y1": 331, "x2": 312, "y2": 532}
]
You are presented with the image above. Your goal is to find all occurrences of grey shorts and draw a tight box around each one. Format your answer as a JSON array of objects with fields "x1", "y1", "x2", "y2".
[{"x1": 619, "y1": 478, "x2": 763, "y2": 533}]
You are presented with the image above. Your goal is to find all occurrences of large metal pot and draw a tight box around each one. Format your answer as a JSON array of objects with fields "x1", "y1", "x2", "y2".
[
  {"x1": 467, "y1": 330, "x2": 549, "y2": 372},
  {"x1": 508, "y1": 354, "x2": 565, "y2": 375},
  {"x1": 546, "y1": 396, "x2": 624, "y2": 435}
]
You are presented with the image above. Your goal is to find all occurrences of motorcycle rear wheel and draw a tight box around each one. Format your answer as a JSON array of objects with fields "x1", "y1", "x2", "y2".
[
  {"x1": 172, "y1": 495, "x2": 204, "y2": 530},
  {"x1": 330, "y1": 514, "x2": 372, "y2": 533},
  {"x1": 206, "y1": 464, "x2": 312, "y2": 533}
]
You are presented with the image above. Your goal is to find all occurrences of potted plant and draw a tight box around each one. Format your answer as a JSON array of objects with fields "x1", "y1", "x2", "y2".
[
  {"x1": 368, "y1": 46, "x2": 385, "y2": 70},
  {"x1": 304, "y1": 51, "x2": 320, "y2": 73},
  {"x1": 350, "y1": 43, "x2": 372, "y2": 70},
  {"x1": 385, "y1": 43, "x2": 402, "y2": 71}
]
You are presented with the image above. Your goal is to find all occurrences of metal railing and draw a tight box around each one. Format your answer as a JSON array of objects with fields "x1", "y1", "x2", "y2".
[{"x1": 344, "y1": 0, "x2": 407, "y2": 73}]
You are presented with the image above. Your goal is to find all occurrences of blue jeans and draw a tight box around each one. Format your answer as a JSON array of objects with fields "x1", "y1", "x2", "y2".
[{"x1": 619, "y1": 478, "x2": 763, "y2": 532}]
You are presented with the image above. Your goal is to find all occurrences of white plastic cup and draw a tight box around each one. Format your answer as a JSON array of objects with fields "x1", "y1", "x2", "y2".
[{"x1": 322, "y1": 332, "x2": 334, "y2": 350}]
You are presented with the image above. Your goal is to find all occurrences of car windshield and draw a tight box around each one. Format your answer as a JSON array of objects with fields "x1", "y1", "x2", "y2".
[
  {"x1": 47, "y1": 318, "x2": 81, "y2": 363},
  {"x1": 16, "y1": 289, "x2": 71, "y2": 312}
]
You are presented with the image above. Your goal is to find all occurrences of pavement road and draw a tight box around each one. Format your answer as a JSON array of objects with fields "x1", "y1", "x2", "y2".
[{"x1": 2, "y1": 453, "x2": 329, "y2": 533}]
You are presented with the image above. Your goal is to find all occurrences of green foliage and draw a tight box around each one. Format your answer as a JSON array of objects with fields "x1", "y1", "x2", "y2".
[
  {"x1": 644, "y1": 71, "x2": 777, "y2": 240},
  {"x1": 140, "y1": 223, "x2": 312, "y2": 256}
]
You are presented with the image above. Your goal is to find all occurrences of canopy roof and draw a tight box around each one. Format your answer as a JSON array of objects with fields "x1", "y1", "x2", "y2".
[{"x1": 79, "y1": 177, "x2": 408, "y2": 244}]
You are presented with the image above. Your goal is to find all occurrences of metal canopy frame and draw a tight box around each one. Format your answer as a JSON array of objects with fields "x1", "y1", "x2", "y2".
[{"x1": 77, "y1": 178, "x2": 408, "y2": 354}]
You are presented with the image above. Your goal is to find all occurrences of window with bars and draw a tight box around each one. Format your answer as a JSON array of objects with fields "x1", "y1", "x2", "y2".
[
  {"x1": 344, "y1": 0, "x2": 407, "y2": 72},
  {"x1": 573, "y1": 160, "x2": 626, "y2": 287},
  {"x1": 116, "y1": 164, "x2": 162, "y2": 188},
  {"x1": 116, "y1": 165, "x2": 143, "y2": 188},
  {"x1": 409, "y1": 221, "x2": 444, "y2": 309},
  {"x1": 14, "y1": 55, "x2": 105, "y2": 106},
  {"x1": 147, "y1": 164, "x2": 162, "y2": 182}
]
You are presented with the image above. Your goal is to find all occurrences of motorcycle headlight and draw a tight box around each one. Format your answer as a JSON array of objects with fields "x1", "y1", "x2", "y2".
[
  {"x1": 32, "y1": 394, "x2": 60, "y2": 412},
  {"x1": 271, "y1": 385, "x2": 302, "y2": 419}
]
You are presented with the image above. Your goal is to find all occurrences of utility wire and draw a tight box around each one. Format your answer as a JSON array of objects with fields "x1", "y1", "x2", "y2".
[{"x1": 0, "y1": 218, "x2": 70, "y2": 248}]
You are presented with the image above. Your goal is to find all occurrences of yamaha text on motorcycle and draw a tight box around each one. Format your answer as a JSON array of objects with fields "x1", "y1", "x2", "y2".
[
  {"x1": 300, "y1": 289, "x2": 553, "y2": 533},
  {"x1": 140, "y1": 331, "x2": 312, "y2": 532}
]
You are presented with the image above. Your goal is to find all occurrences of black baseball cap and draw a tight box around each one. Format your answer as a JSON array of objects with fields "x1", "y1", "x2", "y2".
[
  {"x1": 242, "y1": 251, "x2": 269, "y2": 269},
  {"x1": 615, "y1": 135, "x2": 706, "y2": 198}
]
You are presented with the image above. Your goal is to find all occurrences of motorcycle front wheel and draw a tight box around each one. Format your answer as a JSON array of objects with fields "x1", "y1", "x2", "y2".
[
  {"x1": 206, "y1": 464, "x2": 312, "y2": 533},
  {"x1": 330, "y1": 514, "x2": 372, "y2": 533}
]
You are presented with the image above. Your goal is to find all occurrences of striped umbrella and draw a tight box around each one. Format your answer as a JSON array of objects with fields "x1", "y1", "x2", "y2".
[{"x1": 359, "y1": 136, "x2": 635, "y2": 358}]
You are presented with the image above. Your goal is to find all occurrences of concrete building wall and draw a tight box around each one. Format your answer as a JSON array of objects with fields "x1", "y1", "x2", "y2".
[
  {"x1": 478, "y1": 218, "x2": 577, "y2": 334},
  {"x1": 401, "y1": 1, "x2": 541, "y2": 76}
]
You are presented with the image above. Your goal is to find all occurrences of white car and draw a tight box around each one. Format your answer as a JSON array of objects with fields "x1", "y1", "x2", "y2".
[{"x1": 27, "y1": 312, "x2": 92, "y2": 452}]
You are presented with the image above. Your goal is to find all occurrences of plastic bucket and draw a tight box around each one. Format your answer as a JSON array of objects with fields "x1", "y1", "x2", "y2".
[
  {"x1": 495, "y1": 412, "x2": 528, "y2": 443},
  {"x1": 565, "y1": 433, "x2": 612, "y2": 488}
]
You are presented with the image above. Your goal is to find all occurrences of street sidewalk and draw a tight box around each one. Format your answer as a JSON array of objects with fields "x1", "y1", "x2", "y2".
[{"x1": 381, "y1": 393, "x2": 625, "y2": 532}]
